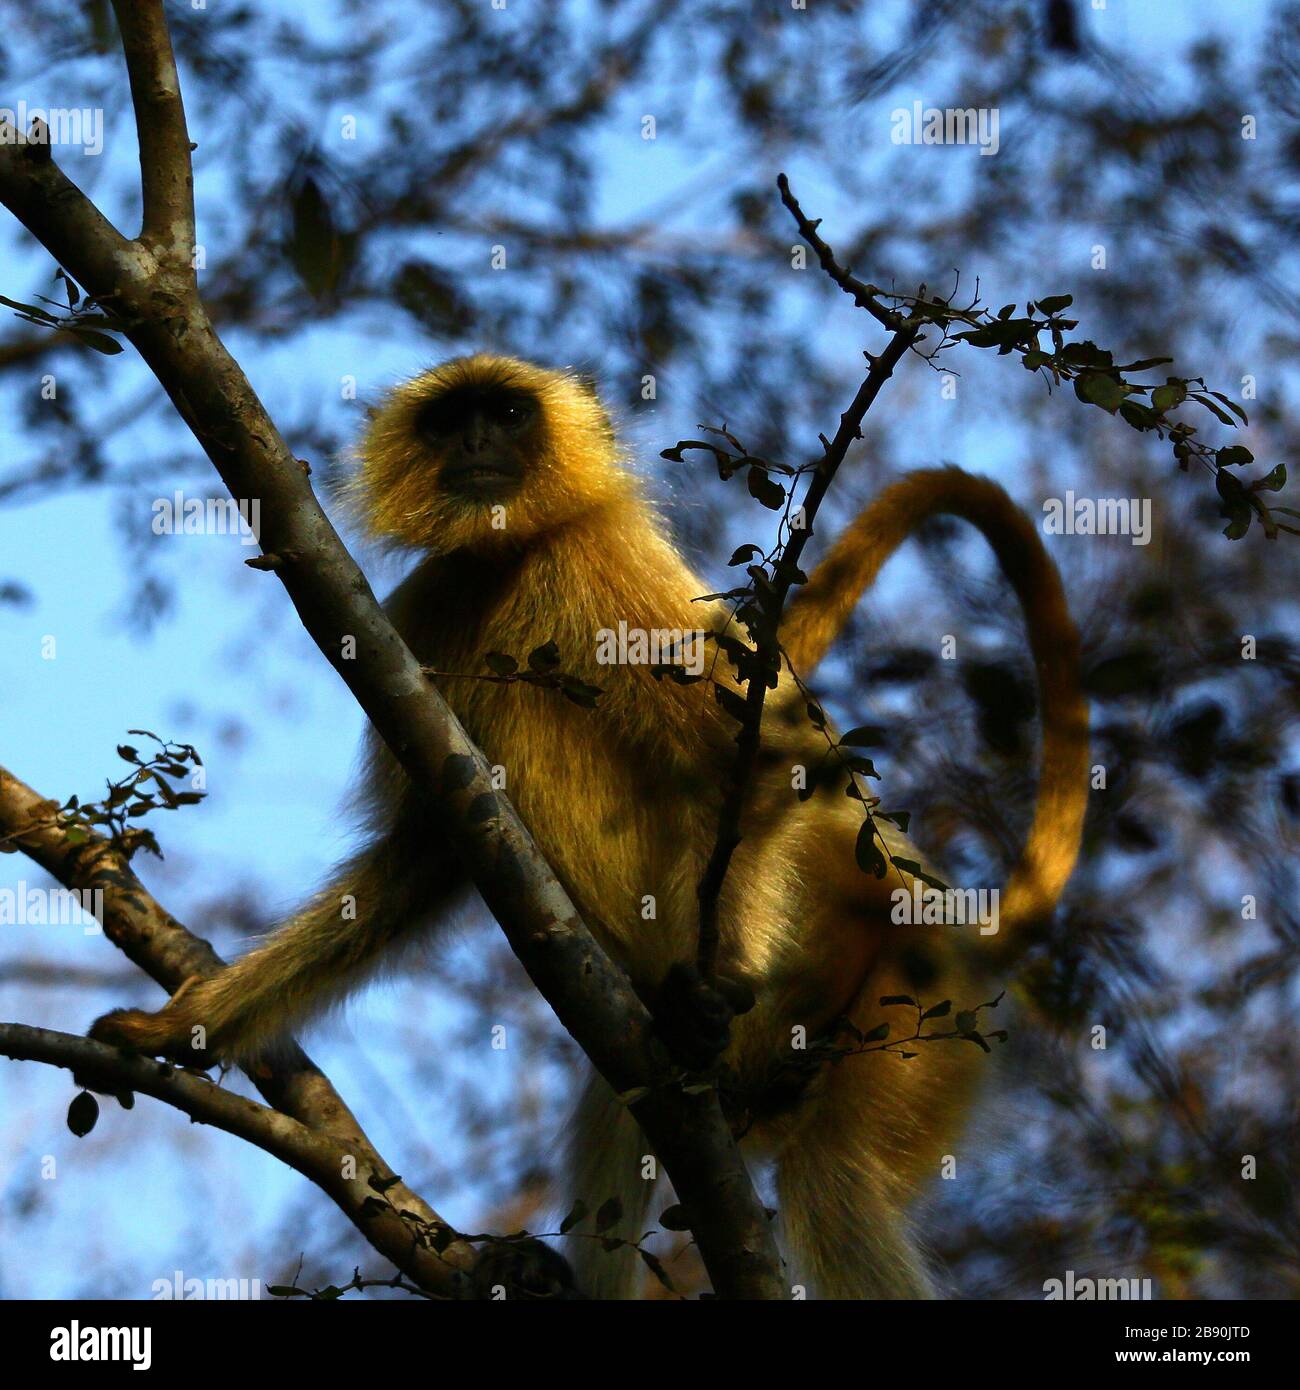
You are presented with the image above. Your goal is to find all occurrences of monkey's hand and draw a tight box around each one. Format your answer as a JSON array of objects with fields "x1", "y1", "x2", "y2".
[
  {"x1": 468, "y1": 1239, "x2": 584, "y2": 1300},
  {"x1": 651, "y1": 962, "x2": 756, "y2": 1073}
]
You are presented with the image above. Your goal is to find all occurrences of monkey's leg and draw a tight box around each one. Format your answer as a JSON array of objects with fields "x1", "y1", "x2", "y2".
[
  {"x1": 87, "y1": 809, "x2": 464, "y2": 1066},
  {"x1": 563, "y1": 1066, "x2": 658, "y2": 1299}
]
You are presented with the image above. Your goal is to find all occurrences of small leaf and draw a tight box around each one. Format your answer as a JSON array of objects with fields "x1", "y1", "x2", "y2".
[
  {"x1": 68, "y1": 1091, "x2": 99, "y2": 1137},
  {"x1": 1216, "y1": 445, "x2": 1254, "y2": 467},
  {"x1": 1191, "y1": 393, "x2": 1236, "y2": 427},
  {"x1": 559, "y1": 1200, "x2": 588, "y2": 1234},
  {"x1": 527, "y1": 641, "x2": 561, "y2": 672},
  {"x1": 746, "y1": 468, "x2": 785, "y2": 510},
  {"x1": 854, "y1": 820, "x2": 887, "y2": 878},
  {"x1": 1151, "y1": 380, "x2": 1187, "y2": 413},
  {"x1": 658, "y1": 1204, "x2": 691, "y2": 1232},
  {"x1": 484, "y1": 651, "x2": 518, "y2": 676}
]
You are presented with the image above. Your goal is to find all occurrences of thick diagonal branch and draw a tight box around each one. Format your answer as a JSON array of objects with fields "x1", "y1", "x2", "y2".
[{"x1": 0, "y1": 0, "x2": 782, "y2": 1298}]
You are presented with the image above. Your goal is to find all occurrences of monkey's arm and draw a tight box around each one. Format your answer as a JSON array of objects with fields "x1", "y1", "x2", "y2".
[{"x1": 89, "y1": 806, "x2": 465, "y2": 1065}]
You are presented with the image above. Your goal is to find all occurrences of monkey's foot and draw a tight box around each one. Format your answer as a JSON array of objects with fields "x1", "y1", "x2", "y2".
[
  {"x1": 651, "y1": 962, "x2": 756, "y2": 1073},
  {"x1": 81, "y1": 977, "x2": 214, "y2": 1082},
  {"x1": 467, "y1": 1239, "x2": 583, "y2": 1301},
  {"x1": 73, "y1": 1001, "x2": 202, "y2": 1094}
]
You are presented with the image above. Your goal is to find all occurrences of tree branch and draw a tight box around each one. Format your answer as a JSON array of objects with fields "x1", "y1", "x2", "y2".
[
  {"x1": 0, "y1": 1020, "x2": 476, "y2": 1297},
  {"x1": 0, "y1": 0, "x2": 783, "y2": 1298},
  {"x1": 696, "y1": 175, "x2": 920, "y2": 977},
  {"x1": 0, "y1": 761, "x2": 476, "y2": 1296}
]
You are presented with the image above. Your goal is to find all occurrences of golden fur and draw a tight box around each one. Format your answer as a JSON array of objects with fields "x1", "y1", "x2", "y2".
[{"x1": 90, "y1": 355, "x2": 1089, "y2": 1298}]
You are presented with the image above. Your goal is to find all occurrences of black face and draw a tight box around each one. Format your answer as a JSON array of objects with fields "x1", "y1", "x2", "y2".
[{"x1": 415, "y1": 384, "x2": 539, "y2": 501}]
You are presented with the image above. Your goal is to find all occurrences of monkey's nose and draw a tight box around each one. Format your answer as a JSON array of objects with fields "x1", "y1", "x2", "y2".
[{"x1": 463, "y1": 420, "x2": 488, "y2": 454}]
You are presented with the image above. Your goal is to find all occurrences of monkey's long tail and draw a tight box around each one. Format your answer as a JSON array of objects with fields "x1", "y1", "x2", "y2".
[{"x1": 781, "y1": 466, "x2": 1089, "y2": 941}]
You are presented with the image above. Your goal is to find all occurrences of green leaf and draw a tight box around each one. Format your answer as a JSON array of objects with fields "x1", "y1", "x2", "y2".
[
  {"x1": 854, "y1": 820, "x2": 887, "y2": 878},
  {"x1": 1207, "y1": 390, "x2": 1248, "y2": 424},
  {"x1": 1215, "y1": 445, "x2": 1254, "y2": 467},
  {"x1": 1035, "y1": 294, "x2": 1073, "y2": 314},
  {"x1": 1151, "y1": 380, "x2": 1187, "y2": 413},
  {"x1": 1253, "y1": 464, "x2": 1285, "y2": 493},
  {"x1": 68, "y1": 327, "x2": 123, "y2": 355},
  {"x1": 838, "y1": 725, "x2": 884, "y2": 747},
  {"x1": 559, "y1": 1201, "x2": 588, "y2": 1234},
  {"x1": 0, "y1": 294, "x2": 60, "y2": 323},
  {"x1": 1059, "y1": 340, "x2": 1113, "y2": 369},
  {"x1": 1076, "y1": 372, "x2": 1126, "y2": 413},
  {"x1": 68, "y1": 1091, "x2": 99, "y2": 1137},
  {"x1": 484, "y1": 651, "x2": 518, "y2": 676},
  {"x1": 746, "y1": 467, "x2": 785, "y2": 510},
  {"x1": 1119, "y1": 400, "x2": 1159, "y2": 431},
  {"x1": 527, "y1": 641, "x2": 561, "y2": 672},
  {"x1": 658, "y1": 1204, "x2": 691, "y2": 1231},
  {"x1": 1191, "y1": 393, "x2": 1236, "y2": 427},
  {"x1": 715, "y1": 685, "x2": 749, "y2": 723}
]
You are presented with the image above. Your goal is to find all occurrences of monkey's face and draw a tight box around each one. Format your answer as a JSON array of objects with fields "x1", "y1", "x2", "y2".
[
  {"x1": 415, "y1": 384, "x2": 539, "y2": 504},
  {"x1": 356, "y1": 354, "x2": 635, "y2": 554}
]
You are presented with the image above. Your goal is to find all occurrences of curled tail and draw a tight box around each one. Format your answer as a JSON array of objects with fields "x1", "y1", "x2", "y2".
[{"x1": 783, "y1": 467, "x2": 1089, "y2": 939}]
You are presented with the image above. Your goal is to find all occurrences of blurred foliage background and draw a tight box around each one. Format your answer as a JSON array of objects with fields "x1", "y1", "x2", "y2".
[{"x1": 1, "y1": 0, "x2": 1297, "y2": 1299}]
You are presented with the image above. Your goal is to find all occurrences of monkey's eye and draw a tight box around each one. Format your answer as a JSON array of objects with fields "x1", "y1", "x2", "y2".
[{"x1": 497, "y1": 397, "x2": 535, "y2": 427}]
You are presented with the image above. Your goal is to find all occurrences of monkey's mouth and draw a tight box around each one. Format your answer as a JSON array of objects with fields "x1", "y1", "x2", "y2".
[{"x1": 442, "y1": 462, "x2": 523, "y2": 500}]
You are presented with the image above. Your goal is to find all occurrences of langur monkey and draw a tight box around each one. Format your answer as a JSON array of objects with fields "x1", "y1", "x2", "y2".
[{"x1": 90, "y1": 355, "x2": 1088, "y2": 1298}]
